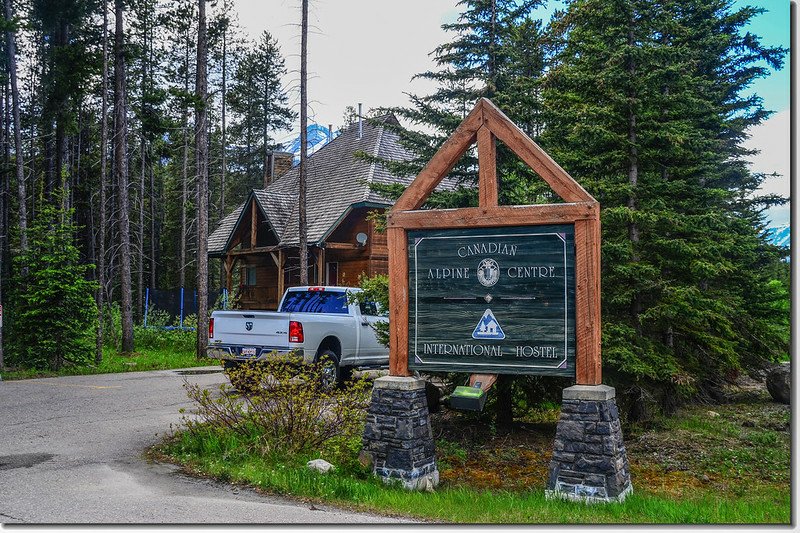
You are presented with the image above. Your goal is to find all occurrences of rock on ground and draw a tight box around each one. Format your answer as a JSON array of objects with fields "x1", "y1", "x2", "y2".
[
  {"x1": 766, "y1": 363, "x2": 790, "y2": 404},
  {"x1": 307, "y1": 459, "x2": 335, "y2": 474}
]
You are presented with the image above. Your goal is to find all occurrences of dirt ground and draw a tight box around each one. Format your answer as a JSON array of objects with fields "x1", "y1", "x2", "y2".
[{"x1": 430, "y1": 377, "x2": 790, "y2": 497}]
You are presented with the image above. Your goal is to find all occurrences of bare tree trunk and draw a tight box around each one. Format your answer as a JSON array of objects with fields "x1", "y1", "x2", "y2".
[
  {"x1": 220, "y1": 4, "x2": 227, "y2": 217},
  {"x1": 147, "y1": 0, "x2": 156, "y2": 293},
  {"x1": 28, "y1": 62, "x2": 36, "y2": 221},
  {"x1": 150, "y1": 153, "x2": 156, "y2": 290},
  {"x1": 137, "y1": 10, "x2": 148, "y2": 323},
  {"x1": 626, "y1": 24, "x2": 641, "y2": 325},
  {"x1": 179, "y1": 31, "x2": 189, "y2": 290},
  {"x1": 147, "y1": 11, "x2": 160, "y2": 296},
  {"x1": 3, "y1": 75, "x2": 9, "y2": 287},
  {"x1": 96, "y1": 3, "x2": 109, "y2": 363},
  {"x1": 56, "y1": 20, "x2": 70, "y2": 212},
  {"x1": 0, "y1": 77, "x2": 5, "y2": 370},
  {"x1": 218, "y1": 9, "x2": 227, "y2": 289},
  {"x1": 195, "y1": 0, "x2": 208, "y2": 358},
  {"x1": 114, "y1": 0, "x2": 134, "y2": 353},
  {"x1": 5, "y1": 0, "x2": 27, "y2": 253},
  {"x1": 494, "y1": 375, "x2": 513, "y2": 432},
  {"x1": 298, "y1": 0, "x2": 309, "y2": 285}
]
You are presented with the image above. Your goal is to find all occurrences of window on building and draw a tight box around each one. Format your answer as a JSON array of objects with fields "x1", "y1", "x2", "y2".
[
  {"x1": 326, "y1": 262, "x2": 338, "y2": 286},
  {"x1": 244, "y1": 266, "x2": 257, "y2": 286}
]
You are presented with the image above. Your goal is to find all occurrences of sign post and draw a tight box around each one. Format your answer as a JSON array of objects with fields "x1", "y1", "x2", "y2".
[{"x1": 361, "y1": 99, "x2": 631, "y2": 501}]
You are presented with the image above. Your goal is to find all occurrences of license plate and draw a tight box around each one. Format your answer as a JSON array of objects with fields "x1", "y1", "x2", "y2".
[{"x1": 240, "y1": 347, "x2": 257, "y2": 357}]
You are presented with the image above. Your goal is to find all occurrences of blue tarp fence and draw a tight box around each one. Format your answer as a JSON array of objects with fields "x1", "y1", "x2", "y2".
[{"x1": 144, "y1": 287, "x2": 229, "y2": 329}]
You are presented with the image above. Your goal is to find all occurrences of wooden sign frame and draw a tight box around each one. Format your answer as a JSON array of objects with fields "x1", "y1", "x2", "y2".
[{"x1": 386, "y1": 98, "x2": 602, "y2": 385}]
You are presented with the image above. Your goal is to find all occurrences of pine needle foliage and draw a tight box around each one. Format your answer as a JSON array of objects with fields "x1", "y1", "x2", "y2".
[
  {"x1": 541, "y1": 0, "x2": 789, "y2": 413},
  {"x1": 365, "y1": 0, "x2": 789, "y2": 418},
  {"x1": 9, "y1": 199, "x2": 98, "y2": 370}
]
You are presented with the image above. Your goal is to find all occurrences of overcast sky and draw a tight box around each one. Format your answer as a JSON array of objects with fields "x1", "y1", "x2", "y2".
[{"x1": 231, "y1": 0, "x2": 791, "y2": 226}]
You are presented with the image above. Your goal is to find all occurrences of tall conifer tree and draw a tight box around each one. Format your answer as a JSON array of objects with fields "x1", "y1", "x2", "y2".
[
  {"x1": 542, "y1": 0, "x2": 788, "y2": 415},
  {"x1": 228, "y1": 31, "x2": 293, "y2": 192},
  {"x1": 377, "y1": 0, "x2": 541, "y2": 429}
]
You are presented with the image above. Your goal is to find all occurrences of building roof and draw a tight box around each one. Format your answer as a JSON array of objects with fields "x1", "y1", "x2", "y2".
[{"x1": 208, "y1": 114, "x2": 455, "y2": 256}]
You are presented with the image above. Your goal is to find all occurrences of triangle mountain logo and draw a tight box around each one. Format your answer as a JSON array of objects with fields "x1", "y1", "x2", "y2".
[{"x1": 472, "y1": 309, "x2": 506, "y2": 340}]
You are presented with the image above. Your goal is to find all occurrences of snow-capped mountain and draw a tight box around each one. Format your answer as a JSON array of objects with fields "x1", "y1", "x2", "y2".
[
  {"x1": 766, "y1": 224, "x2": 790, "y2": 248},
  {"x1": 275, "y1": 124, "x2": 339, "y2": 164}
]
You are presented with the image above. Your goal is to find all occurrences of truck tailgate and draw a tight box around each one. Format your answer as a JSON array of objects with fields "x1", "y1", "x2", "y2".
[{"x1": 211, "y1": 310, "x2": 290, "y2": 349}]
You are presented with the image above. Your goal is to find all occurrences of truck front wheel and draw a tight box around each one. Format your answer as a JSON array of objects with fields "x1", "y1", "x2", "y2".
[{"x1": 316, "y1": 349, "x2": 351, "y2": 390}]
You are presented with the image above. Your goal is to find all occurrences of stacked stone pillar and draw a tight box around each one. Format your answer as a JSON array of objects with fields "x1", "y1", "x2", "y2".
[
  {"x1": 546, "y1": 384, "x2": 632, "y2": 503},
  {"x1": 361, "y1": 376, "x2": 439, "y2": 490}
]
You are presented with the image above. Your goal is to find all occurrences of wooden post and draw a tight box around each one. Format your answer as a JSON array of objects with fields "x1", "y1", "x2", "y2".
[
  {"x1": 277, "y1": 249, "x2": 285, "y2": 302},
  {"x1": 250, "y1": 198, "x2": 257, "y2": 249},
  {"x1": 317, "y1": 247, "x2": 325, "y2": 285},
  {"x1": 387, "y1": 226, "x2": 411, "y2": 376},
  {"x1": 224, "y1": 254, "x2": 234, "y2": 295},
  {"x1": 477, "y1": 126, "x2": 497, "y2": 208},
  {"x1": 574, "y1": 216, "x2": 602, "y2": 385}
]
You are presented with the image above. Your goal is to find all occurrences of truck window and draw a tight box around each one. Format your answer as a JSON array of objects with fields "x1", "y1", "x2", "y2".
[{"x1": 280, "y1": 290, "x2": 349, "y2": 314}]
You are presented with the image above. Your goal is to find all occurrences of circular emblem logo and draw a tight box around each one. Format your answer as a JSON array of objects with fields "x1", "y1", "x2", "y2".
[{"x1": 476, "y1": 258, "x2": 500, "y2": 287}]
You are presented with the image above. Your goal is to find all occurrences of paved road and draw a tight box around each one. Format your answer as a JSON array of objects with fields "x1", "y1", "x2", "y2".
[{"x1": 0, "y1": 368, "x2": 409, "y2": 524}]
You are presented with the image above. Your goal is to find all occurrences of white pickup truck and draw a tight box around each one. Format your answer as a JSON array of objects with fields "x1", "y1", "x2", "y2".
[{"x1": 207, "y1": 286, "x2": 388, "y2": 387}]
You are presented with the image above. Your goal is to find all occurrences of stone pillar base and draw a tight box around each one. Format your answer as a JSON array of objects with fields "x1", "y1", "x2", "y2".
[
  {"x1": 361, "y1": 376, "x2": 439, "y2": 491},
  {"x1": 546, "y1": 385, "x2": 633, "y2": 503}
]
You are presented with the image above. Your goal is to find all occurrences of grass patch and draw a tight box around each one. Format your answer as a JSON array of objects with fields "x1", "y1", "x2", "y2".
[
  {"x1": 154, "y1": 384, "x2": 790, "y2": 524},
  {"x1": 0, "y1": 328, "x2": 213, "y2": 380},
  {"x1": 154, "y1": 425, "x2": 788, "y2": 524}
]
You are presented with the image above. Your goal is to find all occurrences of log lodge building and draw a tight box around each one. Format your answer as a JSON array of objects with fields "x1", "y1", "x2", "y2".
[{"x1": 208, "y1": 114, "x2": 454, "y2": 310}]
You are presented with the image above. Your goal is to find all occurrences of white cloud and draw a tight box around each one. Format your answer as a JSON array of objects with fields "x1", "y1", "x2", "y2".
[
  {"x1": 229, "y1": 1, "x2": 791, "y2": 226},
  {"x1": 231, "y1": 0, "x2": 457, "y2": 129},
  {"x1": 743, "y1": 109, "x2": 791, "y2": 226},
  {"x1": 745, "y1": 108, "x2": 790, "y2": 196}
]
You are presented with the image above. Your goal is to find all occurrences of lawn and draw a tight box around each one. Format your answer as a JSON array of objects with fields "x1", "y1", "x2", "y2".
[
  {"x1": 153, "y1": 379, "x2": 790, "y2": 524},
  {"x1": 0, "y1": 327, "x2": 215, "y2": 380}
]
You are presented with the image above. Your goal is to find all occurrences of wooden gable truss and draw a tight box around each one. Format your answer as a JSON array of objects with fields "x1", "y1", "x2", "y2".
[{"x1": 387, "y1": 98, "x2": 602, "y2": 385}]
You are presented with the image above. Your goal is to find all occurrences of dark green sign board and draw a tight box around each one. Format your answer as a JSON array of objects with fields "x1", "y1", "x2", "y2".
[{"x1": 407, "y1": 225, "x2": 575, "y2": 376}]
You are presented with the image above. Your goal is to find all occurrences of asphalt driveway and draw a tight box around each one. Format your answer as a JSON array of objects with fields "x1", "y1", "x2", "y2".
[{"x1": 0, "y1": 367, "x2": 408, "y2": 524}]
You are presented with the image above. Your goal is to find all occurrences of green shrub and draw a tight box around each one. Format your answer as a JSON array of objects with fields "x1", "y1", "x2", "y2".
[
  {"x1": 350, "y1": 274, "x2": 390, "y2": 347},
  {"x1": 144, "y1": 308, "x2": 172, "y2": 328},
  {"x1": 103, "y1": 302, "x2": 122, "y2": 350},
  {"x1": 183, "y1": 358, "x2": 372, "y2": 456},
  {"x1": 135, "y1": 326, "x2": 195, "y2": 353}
]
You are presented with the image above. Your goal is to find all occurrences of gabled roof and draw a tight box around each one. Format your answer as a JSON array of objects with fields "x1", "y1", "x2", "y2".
[
  {"x1": 208, "y1": 113, "x2": 457, "y2": 256},
  {"x1": 208, "y1": 203, "x2": 245, "y2": 256}
]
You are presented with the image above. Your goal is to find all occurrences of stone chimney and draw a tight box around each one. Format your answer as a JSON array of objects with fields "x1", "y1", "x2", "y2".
[{"x1": 264, "y1": 151, "x2": 294, "y2": 188}]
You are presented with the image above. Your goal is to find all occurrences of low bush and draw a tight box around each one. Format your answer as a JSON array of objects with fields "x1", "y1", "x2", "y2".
[
  {"x1": 135, "y1": 325, "x2": 195, "y2": 353},
  {"x1": 182, "y1": 359, "x2": 372, "y2": 458}
]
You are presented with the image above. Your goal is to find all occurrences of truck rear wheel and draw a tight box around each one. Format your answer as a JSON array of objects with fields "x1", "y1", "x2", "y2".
[{"x1": 317, "y1": 349, "x2": 351, "y2": 390}]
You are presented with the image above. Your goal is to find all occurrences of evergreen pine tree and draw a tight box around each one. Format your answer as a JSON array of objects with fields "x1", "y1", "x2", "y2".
[
  {"x1": 9, "y1": 198, "x2": 98, "y2": 370},
  {"x1": 541, "y1": 0, "x2": 788, "y2": 415},
  {"x1": 228, "y1": 31, "x2": 294, "y2": 195},
  {"x1": 372, "y1": 0, "x2": 543, "y2": 429},
  {"x1": 377, "y1": 0, "x2": 543, "y2": 204}
]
